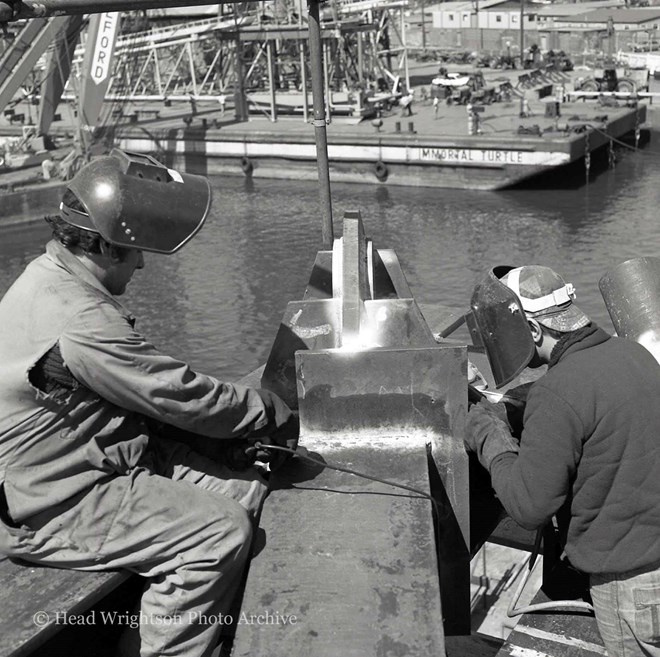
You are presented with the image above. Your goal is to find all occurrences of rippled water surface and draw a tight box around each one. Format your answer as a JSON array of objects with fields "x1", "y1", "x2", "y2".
[{"x1": 2, "y1": 132, "x2": 659, "y2": 380}]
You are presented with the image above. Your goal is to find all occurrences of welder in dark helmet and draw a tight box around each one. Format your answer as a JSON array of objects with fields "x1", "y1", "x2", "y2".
[
  {"x1": 465, "y1": 265, "x2": 660, "y2": 656},
  {"x1": 0, "y1": 149, "x2": 297, "y2": 657}
]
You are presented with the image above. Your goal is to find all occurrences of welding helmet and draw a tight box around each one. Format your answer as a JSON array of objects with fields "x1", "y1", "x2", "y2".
[
  {"x1": 599, "y1": 257, "x2": 660, "y2": 364},
  {"x1": 59, "y1": 149, "x2": 212, "y2": 254},
  {"x1": 470, "y1": 266, "x2": 536, "y2": 388}
]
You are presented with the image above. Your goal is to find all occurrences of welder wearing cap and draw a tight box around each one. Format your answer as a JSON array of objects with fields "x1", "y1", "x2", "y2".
[
  {"x1": 0, "y1": 149, "x2": 297, "y2": 657},
  {"x1": 465, "y1": 265, "x2": 660, "y2": 656}
]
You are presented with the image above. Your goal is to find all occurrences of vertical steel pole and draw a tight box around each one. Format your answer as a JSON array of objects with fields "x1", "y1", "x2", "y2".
[
  {"x1": 519, "y1": 0, "x2": 524, "y2": 66},
  {"x1": 308, "y1": 0, "x2": 334, "y2": 246},
  {"x1": 233, "y1": 10, "x2": 247, "y2": 121},
  {"x1": 300, "y1": 42, "x2": 309, "y2": 123},
  {"x1": 267, "y1": 39, "x2": 277, "y2": 122},
  {"x1": 401, "y1": 7, "x2": 409, "y2": 92}
]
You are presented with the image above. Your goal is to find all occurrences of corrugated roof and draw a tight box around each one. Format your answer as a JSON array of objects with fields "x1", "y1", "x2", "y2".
[
  {"x1": 536, "y1": 0, "x2": 625, "y2": 17},
  {"x1": 427, "y1": 0, "x2": 509, "y2": 11},
  {"x1": 556, "y1": 7, "x2": 660, "y2": 22}
]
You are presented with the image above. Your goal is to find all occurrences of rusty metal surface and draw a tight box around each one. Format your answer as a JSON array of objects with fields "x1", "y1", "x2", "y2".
[{"x1": 231, "y1": 442, "x2": 446, "y2": 657}]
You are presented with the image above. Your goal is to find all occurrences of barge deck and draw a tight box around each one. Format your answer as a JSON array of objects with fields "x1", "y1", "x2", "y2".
[
  {"x1": 114, "y1": 97, "x2": 646, "y2": 190},
  {"x1": 0, "y1": 82, "x2": 649, "y2": 214}
]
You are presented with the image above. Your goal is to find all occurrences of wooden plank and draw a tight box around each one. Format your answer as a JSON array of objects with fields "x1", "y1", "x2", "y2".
[
  {"x1": 0, "y1": 557, "x2": 129, "y2": 657},
  {"x1": 232, "y1": 439, "x2": 446, "y2": 657}
]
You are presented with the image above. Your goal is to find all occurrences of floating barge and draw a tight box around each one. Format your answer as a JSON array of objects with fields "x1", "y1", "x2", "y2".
[
  {"x1": 0, "y1": 92, "x2": 649, "y2": 220},
  {"x1": 112, "y1": 96, "x2": 647, "y2": 191}
]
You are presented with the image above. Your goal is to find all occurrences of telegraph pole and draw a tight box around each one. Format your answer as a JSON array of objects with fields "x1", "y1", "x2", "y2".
[
  {"x1": 421, "y1": 0, "x2": 426, "y2": 50},
  {"x1": 308, "y1": 0, "x2": 334, "y2": 246}
]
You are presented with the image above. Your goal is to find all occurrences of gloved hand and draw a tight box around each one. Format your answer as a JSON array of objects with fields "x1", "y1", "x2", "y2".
[
  {"x1": 221, "y1": 439, "x2": 263, "y2": 471},
  {"x1": 465, "y1": 398, "x2": 519, "y2": 472},
  {"x1": 258, "y1": 413, "x2": 300, "y2": 472},
  {"x1": 243, "y1": 389, "x2": 300, "y2": 471}
]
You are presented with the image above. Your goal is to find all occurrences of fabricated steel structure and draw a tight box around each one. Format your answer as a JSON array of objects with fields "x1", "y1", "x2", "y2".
[
  {"x1": 236, "y1": 210, "x2": 473, "y2": 653},
  {"x1": 262, "y1": 209, "x2": 469, "y2": 550}
]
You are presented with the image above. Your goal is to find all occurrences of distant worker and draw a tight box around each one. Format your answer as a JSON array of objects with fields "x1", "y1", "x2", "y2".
[
  {"x1": 400, "y1": 89, "x2": 414, "y2": 117},
  {"x1": 41, "y1": 157, "x2": 57, "y2": 180},
  {"x1": 0, "y1": 149, "x2": 298, "y2": 657},
  {"x1": 431, "y1": 77, "x2": 443, "y2": 118},
  {"x1": 218, "y1": 93, "x2": 227, "y2": 117},
  {"x1": 465, "y1": 265, "x2": 660, "y2": 656},
  {"x1": 520, "y1": 93, "x2": 532, "y2": 118},
  {"x1": 466, "y1": 103, "x2": 482, "y2": 135}
]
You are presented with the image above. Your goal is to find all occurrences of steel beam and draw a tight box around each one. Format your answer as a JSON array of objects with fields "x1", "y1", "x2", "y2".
[
  {"x1": 1, "y1": 1, "x2": 240, "y2": 23},
  {"x1": 37, "y1": 14, "x2": 84, "y2": 136},
  {"x1": 0, "y1": 17, "x2": 70, "y2": 114}
]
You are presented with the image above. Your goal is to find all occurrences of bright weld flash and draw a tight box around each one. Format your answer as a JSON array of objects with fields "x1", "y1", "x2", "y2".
[{"x1": 338, "y1": 332, "x2": 381, "y2": 352}]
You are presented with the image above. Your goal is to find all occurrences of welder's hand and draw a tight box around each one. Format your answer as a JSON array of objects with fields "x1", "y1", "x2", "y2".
[
  {"x1": 465, "y1": 398, "x2": 519, "y2": 472},
  {"x1": 246, "y1": 389, "x2": 299, "y2": 470},
  {"x1": 221, "y1": 439, "x2": 264, "y2": 471},
  {"x1": 266, "y1": 413, "x2": 300, "y2": 471}
]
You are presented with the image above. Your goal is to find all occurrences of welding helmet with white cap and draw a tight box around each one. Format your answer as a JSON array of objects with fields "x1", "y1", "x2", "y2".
[
  {"x1": 470, "y1": 265, "x2": 590, "y2": 388},
  {"x1": 470, "y1": 265, "x2": 536, "y2": 388},
  {"x1": 59, "y1": 148, "x2": 212, "y2": 254},
  {"x1": 501, "y1": 265, "x2": 590, "y2": 333}
]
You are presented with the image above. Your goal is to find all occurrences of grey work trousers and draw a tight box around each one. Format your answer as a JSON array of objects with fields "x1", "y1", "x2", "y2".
[
  {"x1": 1, "y1": 438, "x2": 268, "y2": 657},
  {"x1": 591, "y1": 560, "x2": 660, "y2": 657}
]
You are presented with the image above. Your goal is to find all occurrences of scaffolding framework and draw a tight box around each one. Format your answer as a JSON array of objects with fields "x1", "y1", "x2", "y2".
[{"x1": 0, "y1": 0, "x2": 410, "y2": 128}]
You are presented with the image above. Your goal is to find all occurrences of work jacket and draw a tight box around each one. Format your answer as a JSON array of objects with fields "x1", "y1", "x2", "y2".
[
  {"x1": 0, "y1": 240, "x2": 290, "y2": 525},
  {"x1": 490, "y1": 325, "x2": 660, "y2": 574}
]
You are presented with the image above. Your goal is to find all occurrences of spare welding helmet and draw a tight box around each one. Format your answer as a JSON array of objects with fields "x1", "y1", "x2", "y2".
[
  {"x1": 59, "y1": 149, "x2": 212, "y2": 254},
  {"x1": 599, "y1": 256, "x2": 660, "y2": 363},
  {"x1": 470, "y1": 266, "x2": 536, "y2": 388}
]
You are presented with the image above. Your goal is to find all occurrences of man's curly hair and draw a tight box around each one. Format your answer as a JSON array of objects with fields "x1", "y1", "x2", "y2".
[
  {"x1": 44, "y1": 214, "x2": 103, "y2": 254},
  {"x1": 44, "y1": 189, "x2": 102, "y2": 254},
  {"x1": 46, "y1": 189, "x2": 137, "y2": 263}
]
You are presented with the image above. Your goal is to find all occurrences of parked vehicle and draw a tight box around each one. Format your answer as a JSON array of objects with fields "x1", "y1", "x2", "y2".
[{"x1": 574, "y1": 65, "x2": 648, "y2": 94}]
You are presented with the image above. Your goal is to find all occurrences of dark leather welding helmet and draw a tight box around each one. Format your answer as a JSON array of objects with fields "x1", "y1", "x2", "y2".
[
  {"x1": 600, "y1": 256, "x2": 660, "y2": 363},
  {"x1": 59, "y1": 149, "x2": 211, "y2": 254},
  {"x1": 470, "y1": 266, "x2": 536, "y2": 388}
]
